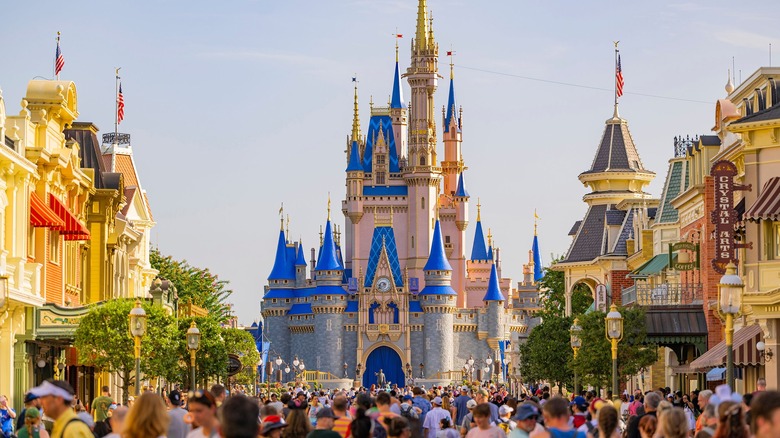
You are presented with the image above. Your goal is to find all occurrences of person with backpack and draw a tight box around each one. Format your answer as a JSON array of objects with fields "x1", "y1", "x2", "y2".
[
  {"x1": 495, "y1": 406, "x2": 514, "y2": 435},
  {"x1": 27, "y1": 380, "x2": 92, "y2": 438},
  {"x1": 399, "y1": 396, "x2": 422, "y2": 438}
]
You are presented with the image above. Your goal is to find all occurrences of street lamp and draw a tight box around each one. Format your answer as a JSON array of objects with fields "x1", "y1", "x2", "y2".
[
  {"x1": 605, "y1": 304, "x2": 624, "y2": 398},
  {"x1": 419, "y1": 363, "x2": 425, "y2": 378},
  {"x1": 298, "y1": 361, "x2": 305, "y2": 382},
  {"x1": 718, "y1": 262, "x2": 743, "y2": 389},
  {"x1": 570, "y1": 318, "x2": 583, "y2": 395},
  {"x1": 485, "y1": 356, "x2": 493, "y2": 381},
  {"x1": 128, "y1": 299, "x2": 147, "y2": 396},
  {"x1": 186, "y1": 321, "x2": 201, "y2": 389},
  {"x1": 293, "y1": 356, "x2": 300, "y2": 368}
]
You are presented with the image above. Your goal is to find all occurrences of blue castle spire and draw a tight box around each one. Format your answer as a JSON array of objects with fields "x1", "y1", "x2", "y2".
[
  {"x1": 470, "y1": 201, "x2": 488, "y2": 261},
  {"x1": 346, "y1": 141, "x2": 363, "y2": 171},
  {"x1": 483, "y1": 263, "x2": 505, "y2": 301},
  {"x1": 424, "y1": 220, "x2": 452, "y2": 271},
  {"x1": 532, "y1": 231, "x2": 543, "y2": 282},
  {"x1": 390, "y1": 46, "x2": 405, "y2": 109},
  {"x1": 268, "y1": 222, "x2": 294, "y2": 281},
  {"x1": 444, "y1": 68, "x2": 459, "y2": 132},
  {"x1": 455, "y1": 172, "x2": 469, "y2": 198},
  {"x1": 295, "y1": 241, "x2": 307, "y2": 266},
  {"x1": 316, "y1": 214, "x2": 341, "y2": 272}
]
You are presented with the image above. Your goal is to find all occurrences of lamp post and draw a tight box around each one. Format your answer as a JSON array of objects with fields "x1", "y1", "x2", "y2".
[
  {"x1": 298, "y1": 361, "x2": 306, "y2": 382},
  {"x1": 257, "y1": 357, "x2": 264, "y2": 396},
  {"x1": 485, "y1": 356, "x2": 493, "y2": 382},
  {"x1": 464, "y1": 355, "x2": 475, "y2": 381},
  {"x1": 128, "y1": 300, "x2": 147, "y2": 396},
  {"x1": 275, "y1": 355, "x2": 283, "y2": 382},
  {"x1": 718, "y1": 262, "x2": 744, "y2": 389},
  {"x1": 605, "y1": 304, "x2": 624, "y2": 398},
  {"x1": 186, "y1": 321, "x2": 201, "y2": 389},
  {"x1": 405, "y1": 363, "x2": 412, "y2": 384},
  {"x1": 419, "y1": 363, "x2": 424, "y2": 379},
  {"x1": 570, "y1": 318, "x2": 583, "y2": 395}
]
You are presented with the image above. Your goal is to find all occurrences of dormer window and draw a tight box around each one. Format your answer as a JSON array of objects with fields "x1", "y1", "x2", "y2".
[{"x1": 374, "y1": 154, "x2": 387, "y2": 185}]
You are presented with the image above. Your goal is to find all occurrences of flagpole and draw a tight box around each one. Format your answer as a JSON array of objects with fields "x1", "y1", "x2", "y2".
[
  {"x1": 55, "y1": 32, "x2": 61, "y2": 80},
  {"x1": 613, "y1": 41, "x2": 619, "y2": 117},
  {"x1": 112, "y1": 67, "x2": 120, "y2": 172}
]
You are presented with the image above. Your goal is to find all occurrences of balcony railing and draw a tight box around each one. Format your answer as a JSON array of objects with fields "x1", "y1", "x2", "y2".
[{"x1": 622, "y1": 283, "x2": 703, "y2": 306}]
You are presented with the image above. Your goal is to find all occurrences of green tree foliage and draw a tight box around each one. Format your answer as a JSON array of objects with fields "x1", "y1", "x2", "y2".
[
  {"x1": 74, "y1": 299, "x2": 178, "y2": 403},
  {"x1": 572, "y1": 307, "x2": 657, "y2": 390},
  {"x1": 151, "y1": 249, "x2": 232, "y2": 321},
  {"x1": 517, "y1": 314, "x2": 573, "y2": 392},
  {"x1": 538, "y1": 265, "x2": 593, "y2": 318}
]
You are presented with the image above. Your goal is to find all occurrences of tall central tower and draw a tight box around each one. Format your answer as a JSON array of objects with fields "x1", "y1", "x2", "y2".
[{"x1": 404, "y1": 0, "x2": 442, "y2": 281}]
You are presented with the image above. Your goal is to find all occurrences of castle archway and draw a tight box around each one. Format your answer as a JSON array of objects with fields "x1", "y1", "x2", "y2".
[{"x1": 363, "y1": 345, "x2": 404, "y2": 388}]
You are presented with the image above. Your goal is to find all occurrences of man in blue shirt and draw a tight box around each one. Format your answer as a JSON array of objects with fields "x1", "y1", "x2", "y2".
[
  {"x1": 474, "y1": 389, "x2": 498, "y2": 425},
  {"x1": 452, "y1": 387, "x2": 472, "y2": 425},
  {"x1": 0, "y1": 395, "x2": 17, "y2": 437},
  {"x1": 412, "y1": 387, "x2": 432, "y2": 432}
]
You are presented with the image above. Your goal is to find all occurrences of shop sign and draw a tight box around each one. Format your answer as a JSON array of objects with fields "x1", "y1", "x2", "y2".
[
  {"x1": 227, "y1": 354, "x2": 243, "y2": 376},
  {"x1": 668, "y1": 242, "x2": 699, "y2": 271},
  {"x1": 710, "y1": 160, "x2": 750, "y2": 274}
]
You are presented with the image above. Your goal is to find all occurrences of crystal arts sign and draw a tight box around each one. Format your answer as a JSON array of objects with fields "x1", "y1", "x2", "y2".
[{"x1": 710, "y1": 160, "x2": 750, "y2": 274}]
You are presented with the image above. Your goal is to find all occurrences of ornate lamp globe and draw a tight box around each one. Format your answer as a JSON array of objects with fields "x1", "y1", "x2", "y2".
[
  {"x1": 719, "y1": 263, "x2": 743, "y2": 315},
  {"x1": 186, "y1": 321, "x2": 201, "y2": 351},
  {"x1": 605, "y1": 304, "x2": 624, "y2": 340},
  {"x1": 129, "y1": 300, "x2": 147, "y2": 338}
]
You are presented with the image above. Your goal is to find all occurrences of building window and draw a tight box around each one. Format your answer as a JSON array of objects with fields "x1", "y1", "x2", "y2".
[
  {"x1": 774, "y1": 223, "x2": 780, "y2": 259},
  {"x1": 375, "y1": 171, "x2": 385, "y2": 185},
  {"x1": 411, "y1": 236, "x2": 415, "y2": 249},
  {"x1": 445, "y1": 235, "x2": 451, "y2": 244},
  {"x1": 421, "y1": 197, "x2": 425, "y2": 210},
  {"x1": 376, "y1": 154, "x2": 386, "y2": 165},
  {"x1": 49, "y1": 230, "x2": 59, "y2": 263},
  {"x1": 420, "y1": 156, "x2": 426, "y2": 166},
  {"x1": 28, "y1": 228, "x2": 36, "y2": 258}
]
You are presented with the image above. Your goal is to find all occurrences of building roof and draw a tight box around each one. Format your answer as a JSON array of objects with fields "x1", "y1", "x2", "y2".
[
  {"x1": 605, "y1": 209, "x2": 626, "y2": 225},
  {"x1": 645, "y1": 308, "x2": 708, "y2": 337},
  {"x1": 363, "y1": 186, "x2": 408, "y2": 196},
  {"x1": 287, "y1": 303, "x2": 313, "y2": 315},
  {"x1": 568, "y1": 220, "x2": 582, "y2": 236},
  {"x1": 700, "y1": 135, "x2": 721, "y2": 146},
  {"x1": 390, "y1": 60, "x2": 406, "y2": 109},
  {"x1": 471, "y1": 219, "x2": 489, "y2": 261},
  {"x1": 346, "y1": 140, "x2": 363, "y2": 172},
  {"x1": 363, "y1": 115, "x2": 400, "y2": 173},
  {"x1": 314, "y1": 284, "x2": 347, "y2": 296},
  {"x1": 65, "y1": 123, "x2": 119, "y2": 190},
  {"x1": 418, "y1": 285, "x2": 458, "y2": 296},
  {"x1": 444, "y1": 75, "x2": 459, "y2": 133},
  {"x1": 263, "y1": 288, "x2": 295, "y2": 299},
  {"x1": 424, "y1": 220, "x2": 452, "y2": 271},
  {"x1": 563, "y1": 204, "x2": 607, "y2": 262},
  {"x1": 656, "y1": 160, "x2": 685, "y2": 224},
  {"x1": 409, "y1": 301, "x2": 423, "y2": 312},
  {"x1": 345, "y1": 301, "x2": 358, "y2": 312},
  {"x1": 610, "y1": 209, "x2": 634, "y2": 256},
  {"x1": 455, "y1": 172, "x2": 469, "y2": 198},
  {"x1": 295, "y1": 242, "x2": 307, "y2": 266},
  {"x1": 532, "y1": 234, "x2": 543, "y2": 282},
  {"x1": 734, "y1": 101, "x2": 780, "y2": 124},
  {"x1": 364, "y1": 226, "x2": 403, "y2": 287},
  {"x1": 268, "y1": 229, "x2": 295, "y2": 281},
  {"x1": 581, "y1": 120, "x2": 648, "y2": 174},
  {"x1": 483, "y1": 264, "x2": 505, "y2": 301},
  {"x1": 315, "y1": 219, "x2": 342, "y2": 271}
]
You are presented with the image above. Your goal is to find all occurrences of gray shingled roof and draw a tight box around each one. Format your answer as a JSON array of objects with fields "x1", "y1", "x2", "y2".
[
  {"x1": 568, "y1": 220, "x2": 582, "y2": 236},
  {"x1": 734, "y1": 102, "x2": 780, "y2": 124},
  {"x1": 611, "y1": 209, "x2": 634, "y2": 256},
  {"x1": 606, "y1": 209, "x2": 626, "y2": 225},
  {"x1": 582, "y1": 121, "x2": 648, "y2": 174},
  {"x1": 700, "y1": 135, "x2": 721, "y2": 146},
  {"x1": 563, "y1": 204, "x2": 607, "y2": 263}
]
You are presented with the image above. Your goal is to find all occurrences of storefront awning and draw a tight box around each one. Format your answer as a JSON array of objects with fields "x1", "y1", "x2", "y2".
[
  {"x1": 745, "y1": 177, "x2": 780, "y2": 221},
  {"x1": 690, "y1": 324, "x2": 763, "y2": 369},
  {"x1": 630, "y1": 254, "x2": 675, "y2": 278},
  {"x1": 706, "y1": 367, "x2": 726, "y2": 381},
  {"x1": 48, "y1": 194, "x2": 90, "y2": 241},
  {"x1": 30, "y1": 192, "x2": 65, "y2": 229}
]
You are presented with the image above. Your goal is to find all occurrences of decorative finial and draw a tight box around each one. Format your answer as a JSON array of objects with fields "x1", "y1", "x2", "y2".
[
  {"x1": 279, "y1": 202, "x2": 284, "y2": 230},
  {"x1": 725, "y1": 69, "x2": 735, "y2": 94},
  {"x1": 534, "y1": 209, "x2": 540, "y2": 236},
  {"x1": 327, "y1": 192, "x2": 331, "y2": 221},
  {"x1": 415, "y1": 0, "x2": 429, "y2": 50},
  {"x1": 351, "y1": 76, "x2": 360, "y2": 143},
  {"x1": 319, "y1": 225, "x2": 324, "y2": 246},
  {"x1": 487, "y1": 228, "x2": 493, "y2": 247},
  {"x1": 476, "y1": 198, "x2": 482, "y2": 222},
  {"x1": 286, "y1": 214, "x2": 291, "y2": 241},
  {"x1": 447, "y1": 48, "x2": 455, "y2": 80},
  {"x1": 393, "y1": 30, "x2": 403, "y2": 63}
]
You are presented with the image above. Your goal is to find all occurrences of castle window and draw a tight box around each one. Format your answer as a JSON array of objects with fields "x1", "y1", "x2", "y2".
[
  {"x1": 445, "y1": 235, "x2": 451, "y2": 244},
  {"x1": 285, "y1": 299, "x2": 291, "y2": 303},
  {"x1": 376, "y1": 172, "x2": 386, "y2": 185},
  {"x1": 421, "y1": 197, "x2": 425, "y2": 210},
  {"x1": 376, "y1": 154, "x2": 386, "y2": 165},
  {"x1": 411, "y1": 236, "x2": 415, "y2": 248},
  {"x1": 327, "y1": 296, "x2": 332, "y2": 300},
  {"x1": 420, "y1": 156, "x2": 426, "y2": 166}
]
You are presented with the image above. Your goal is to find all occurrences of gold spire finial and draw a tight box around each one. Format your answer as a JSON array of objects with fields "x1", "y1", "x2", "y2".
[
  {"x1": 487, "y1": 228, "x2": 493, "y2": 246},
  {"x1": 286, "y1": 214, "x2": 291, "y2": 240},
  {"x1": 477, "y1": 198, "x2": 482, "y2": 222},
  {"x1": 448, "y1": 47, "x2": 455, "y2": 80},
  {"x1": 415, "y1": 0, "x2": 429, "y2": 50},
  {"x1": 534, "y1": 209, "x2": 540, "y2": 236},
  {"x1": 279, "y1": 202, "x2": 284, "y2": 230},
  {"x1": 351, "y1": 76, "x2": 360, "y2": 143},
  {"x1": 393, "y1": 29, "x2": 402, "y2": 63},
  {"x1": 319, "y1": 225, "x2": 323, "y2": 246},
  {"x1": 327, "y1": 192, "x2": 331, "y2": 221}
]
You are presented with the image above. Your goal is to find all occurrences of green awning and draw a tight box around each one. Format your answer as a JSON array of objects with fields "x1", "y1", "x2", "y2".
[{"x1": 631, "y1": 254, "x2": 676, "y2": 278}]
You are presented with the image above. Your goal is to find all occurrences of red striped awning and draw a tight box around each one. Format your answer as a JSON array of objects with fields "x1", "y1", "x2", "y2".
[
  {"x1": 48, "y1": 193, "x2": 90, "y2": 241},
  {"x1": 689, "y1": 324, "x2": 763, "y2": 369},
  {"x1": 30, "y1": 192, "x2": 65, "y2": 229},
  {"x1": 745, "y1": 177, "x2": 780, "y2": 222}
]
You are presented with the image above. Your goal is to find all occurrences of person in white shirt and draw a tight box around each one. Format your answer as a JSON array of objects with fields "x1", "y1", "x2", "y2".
[{"x1": 424, "y1": 397, "x2": 453, "y2": 438}]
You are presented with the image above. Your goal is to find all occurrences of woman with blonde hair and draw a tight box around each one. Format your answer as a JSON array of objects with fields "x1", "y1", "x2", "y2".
[
  {"x1": 656, "y1": 407, "x2": 688, "y2": 438},
  {"x1": 442, "y1": 395, "x2": 456, "y2": 420},
  {"x1": 123, "y1": 392, "x2": 170, "y2": 438},
  {"x1": 16, "y1": 408, "x2": 49, "y2": 438}
]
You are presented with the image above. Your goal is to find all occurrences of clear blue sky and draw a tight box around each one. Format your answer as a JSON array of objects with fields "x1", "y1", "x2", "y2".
[{"x1": 1, "y1": 1, "x2": 775, "y2": 324}]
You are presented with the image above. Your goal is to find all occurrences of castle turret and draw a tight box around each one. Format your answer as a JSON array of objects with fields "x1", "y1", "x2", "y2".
[
  {"x1": 345, "y1": 81, "x2": 365, "y2": 274},
  {"x1": 390, "y1": 45, "x2": 408, "y2": 161},
  {"x1": 295, "y1": 240, "x2": 308, "y2": 286},
  {"x1": 312, "y1": 207, "x2": 347, "y2": 376},
  {"x1": 420, "y1": 219, "x2": 456, "y2": 376},
  {"x1": 267, "y1": 220, "x2": 295, "y2": 288},
  {"x1": 470, "y1": 202, "x2": 488, "y2": 262},
  {"x1": 483, "y1": 263, "x2": 505, "y2": 358},
  {"x1": 442, "y1": 62, "x2": 463, "y2": 196},
  {"x1": 404, "y1": 0, "x2": 441, "y2": 281}
]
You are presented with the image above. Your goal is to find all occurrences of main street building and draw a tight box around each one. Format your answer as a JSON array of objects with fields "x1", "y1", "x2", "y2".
[{"x1": 262, "y1": 0, "x2": 540, "y2": 388}]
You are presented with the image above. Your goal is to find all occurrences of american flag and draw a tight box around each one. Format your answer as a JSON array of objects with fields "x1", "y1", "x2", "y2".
[
  {"x1": 616, "y1": 54, "x2": 624, "y2": 98},
  {"x1": 117, "y1": 83, "x2": 125, "y2": 124},
  {"x1": 54, "y1": 36, "x2": 65, "y2": 76}
]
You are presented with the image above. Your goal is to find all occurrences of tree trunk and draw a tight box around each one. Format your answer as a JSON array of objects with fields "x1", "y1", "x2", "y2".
[{"x1": 120, "y1": 369, "x2": 130, "y2": 405}]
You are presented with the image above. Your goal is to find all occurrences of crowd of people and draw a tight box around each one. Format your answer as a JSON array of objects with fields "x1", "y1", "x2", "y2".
[{"x1": 2, "y1": 379, "x2": 780, "y2": 438}]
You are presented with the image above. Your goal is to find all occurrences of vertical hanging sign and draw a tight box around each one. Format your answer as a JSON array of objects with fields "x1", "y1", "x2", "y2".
[{"x1": 710, "y1": 160, "x2": 751, "y2": 274}]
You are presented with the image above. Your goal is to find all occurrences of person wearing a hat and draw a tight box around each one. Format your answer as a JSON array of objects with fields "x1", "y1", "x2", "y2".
[
  {"x1": 452, "y1": 387, "x2": 472, "y2": 427},
  {"x1": 496, "y1": 405, "x2": 515, "y2": 434},
  {"x1": 305, "y1": 407, "x2": 341, "y2": 438},
  {"x1": 570, "y1": 397, "x2": 588, "y2": 429},
  {"x1": 509, "y1": 403, "x2": 542, "y2": 438},
  {"x1": 459, "y1": 399, "x2": 478, "y2": 437},
  {"x1": 261, "y1": 415, "x2": 288, "y2": 438},
  {"x1": 473, "y1": 390, "x2": 499, "y2": 425},
  {"x1": 423, "y1": 397, "x2": 452, "y2": 438},
  {"x1": 15, "y1": 407, "x2": 49, "y2": 438},
  {"x1": 17, "y1": 393, "x2": 42, "y2": 432},
  {"x1": 166, "y1": 390, "x2": 190, "y2": 438},
  {"x1": 576, "y1": 398, "x2": 605, "y2": 435},
  {"x1": 28, "y1": 380, "x2": 92, "y2": 438}
]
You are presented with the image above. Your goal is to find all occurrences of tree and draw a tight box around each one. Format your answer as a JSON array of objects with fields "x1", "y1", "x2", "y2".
[
  {"x1": 518, "y1": 314, "x2": 574, "y2": 393},
  {"x1": 151, "y1": 249, "x2": 233, "y2": 321},
  {"x1": 74, "y1": 299, "x2": 178, "y2": 403},
  {"x1": 572, "y1": 307, "x2": 657, "y2": 391},
  {"x1": 538, "y1": 264, "x2": 593, "y2": 318},
  {"x1": 176, "y1": 316, "x2": 227, "y2": 389}
]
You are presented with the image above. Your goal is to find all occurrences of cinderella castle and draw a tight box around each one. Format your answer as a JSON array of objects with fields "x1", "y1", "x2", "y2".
[{"x1": 262, "y1": 0, "x2": 541, "y2": 388}]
